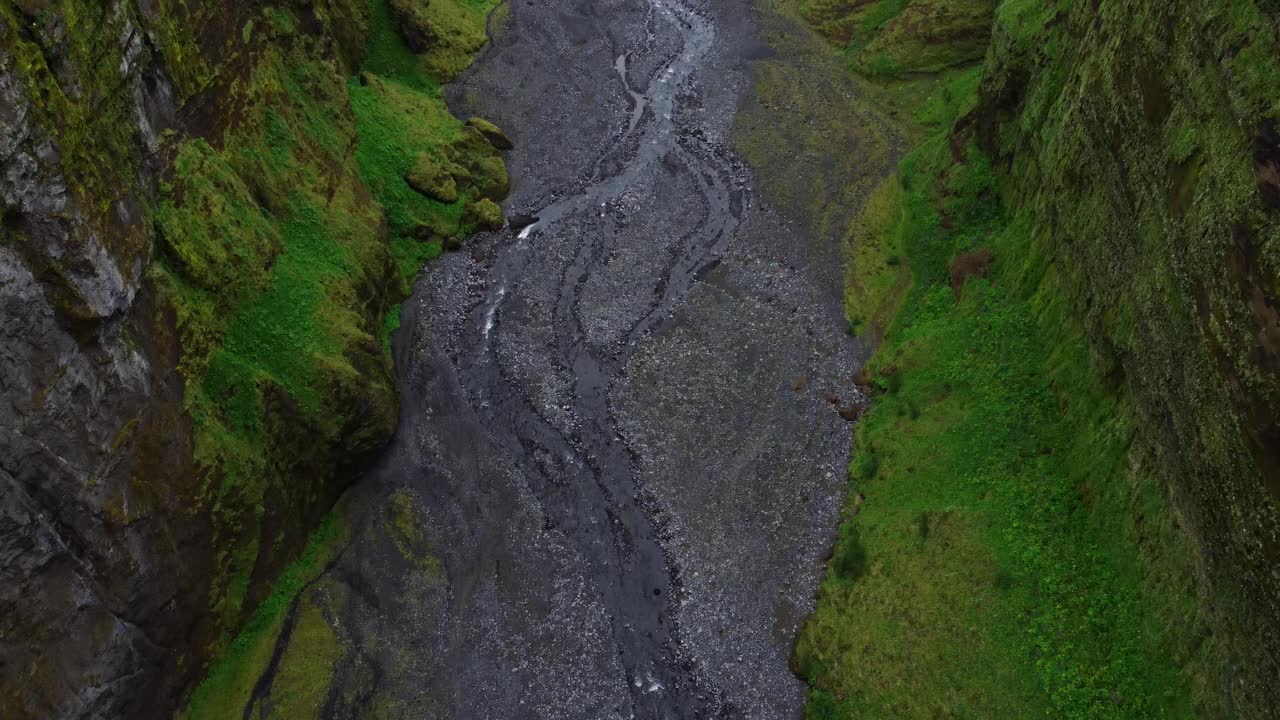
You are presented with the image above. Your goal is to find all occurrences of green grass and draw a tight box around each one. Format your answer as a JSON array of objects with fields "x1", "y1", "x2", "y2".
[
  {"x1": 352, "y1": 0, "x2": 504, "y2": 327},
  {"x1": 182, "y1": 511, "x2": 349, "y2": 720},
  {"x1": 799, "y1": 128, "x2": 1200, "y2": 719},
  {"x1": 779, "y1": 0, "x2": 1269, "y2": 715},
  {"x1": 170, "y1": 1, "x2": 503, "y2": 713}
]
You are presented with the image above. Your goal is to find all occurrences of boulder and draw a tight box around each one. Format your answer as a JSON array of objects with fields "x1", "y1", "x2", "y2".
[
  {"x1": 405, "y1": 154, "x2": 458, "y2": 204},
  {"x1": 470, "y1": 155, "x2": 509, "y2": 201},
  {"x1": 465, "y1": 198, "x2": 504, "y2": 231},
  {"x1": 388, "y1": 0, "x2": 437, "y2": 53},
  {"x1": 466, "y1": 116, "x2": 514, "y2": 149}
]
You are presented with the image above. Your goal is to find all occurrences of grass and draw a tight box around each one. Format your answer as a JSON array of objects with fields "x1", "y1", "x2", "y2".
[
  {"x1": 778, "y1": 1, "x2": 1224, "y2": 709},
  {"x1": 163, "y1": 0, "x2": 502, "y2": 712},
  {"x1": 182, "y1": 510, "x2": 349, "y2": 720},
  {"x1": 798, "y1": 124, "x2": 1202, "y2": 718}
]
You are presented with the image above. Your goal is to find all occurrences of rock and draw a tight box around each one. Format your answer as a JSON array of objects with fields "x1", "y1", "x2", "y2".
[
  {"x1": 444, "y1": 160, "x2": 472, "y2": 184},
  {"x1": 1254, "y1": 120, "x2": 1280, "y2": 211},
  {"x1": 470, "y1": 155, "x2": 509, "y2": 201},
  {"x1": 467, "y1": 116, "x2": 514, "y2": 149},
  {"x1": 465, "y1": 198, "x2": 504, "y2": 231},
  {"x1": 388, "y1": 0, "x2": 437, "y2": 53},
  {"x1": 508, "y1": 213, "x2": 538, "y2": 230},
  {"x1": 444, "y1": 235, "x2": 464, "y2": 251},
  {"x1": 838, "y1": 403, "x2": 865, "y2": 422},
  {"x1": 453, "y1": 125, "x2": 497, "y2": 156},
  {"x1": 405, "y1": 154, "x2": 459, "y2": 203}
]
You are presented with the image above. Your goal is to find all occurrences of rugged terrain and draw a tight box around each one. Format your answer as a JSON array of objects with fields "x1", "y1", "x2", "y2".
[
  {"x1": 184, "y1": 0, "x2": 895, "y2": 717},
  {"x1": 2, "y1": 0, "x2": 1279, "y2": 719},
  {"x1": 1, "y1": 1, "x2": 506, "y2": 716}
]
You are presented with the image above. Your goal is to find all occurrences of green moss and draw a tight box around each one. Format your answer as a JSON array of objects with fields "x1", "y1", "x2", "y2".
[
  {"x1": 799, "y1": 129, "x2": 1200, "y2": 719},
  {"x1": 262, "y1": 601, "x2": 344, "y2": 719},
  {"x1": 796, "y1": 0, "x2": 995, "y2": 77},
  {"x1": 465, "y1": 197, "x2": 503, "y2": 230},
  {"x1": 406, "y1": 152, "x2": 461, "y2": 202},
  {"x1": 182, "y1": 510, "x2": 349, "y2": 720},
  {"x1": 415, "y1": 0, "x2": 498, "y2": 80},
  {"x1": 775, "y1": 0, "x2": 1277, "y2": 715}
]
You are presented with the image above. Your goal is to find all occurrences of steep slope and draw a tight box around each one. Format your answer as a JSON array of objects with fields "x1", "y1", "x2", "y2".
[
  {"x1": 0, "y1": 1, "x2": 505, "y2": 718},
  {"x1": 790, "y1": 0, "x2": 1280, "y2": 718}
]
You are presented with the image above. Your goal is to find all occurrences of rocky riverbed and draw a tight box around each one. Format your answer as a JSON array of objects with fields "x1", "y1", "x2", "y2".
[{"x1": 247, "y1": 1, "x2": 890, "y2": 717}]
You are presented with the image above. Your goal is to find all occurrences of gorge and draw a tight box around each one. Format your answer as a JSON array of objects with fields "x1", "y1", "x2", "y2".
[{"x1": 2, "y1": 0, "x2": 1279, "y2": 719}]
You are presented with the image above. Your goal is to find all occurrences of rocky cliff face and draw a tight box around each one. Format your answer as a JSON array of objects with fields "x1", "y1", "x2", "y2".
[
  {"x1": 0, "y1": 1, "x2": 500, "y2": 717},
  {"x1": 2, "y1": 3, "x2": 202, "y2": 717}
]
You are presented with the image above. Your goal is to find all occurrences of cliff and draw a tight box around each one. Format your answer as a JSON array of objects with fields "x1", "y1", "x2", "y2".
[
  {"x1": 790, "y1": 0, "x2": 1280, "y2": 717},
  {"x1": 976, "y1": 1, "x2": 1280, "y2": 713},
  {"x1": 0, "y1": 1, "x2": 505, "y2": 717}
]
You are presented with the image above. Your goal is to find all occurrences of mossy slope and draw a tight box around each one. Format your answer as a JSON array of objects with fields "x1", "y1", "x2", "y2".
[
  {"x1": 787, "y1": 0, "x2": 1280, "y2": 718},
  {"x1": 0, "y1": 0, "x2": 504, "y2": 715},
  {"x1": 171, "y1": 1, "x2": 502, "y2": 717}
]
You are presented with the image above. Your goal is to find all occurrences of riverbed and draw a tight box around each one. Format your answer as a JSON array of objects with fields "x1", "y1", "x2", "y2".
[{"x1": 274, "y1": 1, "x2": 887, "y2": 717}]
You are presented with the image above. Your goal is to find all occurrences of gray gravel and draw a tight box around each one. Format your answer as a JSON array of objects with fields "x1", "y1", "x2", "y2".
[{"x1": 284, "y1": 1, "x2": 872, "y2": 717}]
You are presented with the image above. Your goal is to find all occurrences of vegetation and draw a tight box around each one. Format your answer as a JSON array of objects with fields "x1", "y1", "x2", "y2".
[
  {"x1": 797, "y1": 130, "x2": 1204, "y2": 718},
  {"x1": 798, "y1": 0, "x2": 996, "y2": 77},
  {"x1": 152, "y1": 3, "x2": 398, "y2": 640},
  {"x1": 164, "y1": 0, "x2": 503, "y2": 714},
  {"x1": 770, "y1": 0, "x2": 1280, "y2": 717},
  {"x1": 182, "y1": 510, "x2": 349, "y2": 720}
]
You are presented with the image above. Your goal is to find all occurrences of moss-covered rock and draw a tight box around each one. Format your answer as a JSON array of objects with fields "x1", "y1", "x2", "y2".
[
  {"x1": 465, "y1": 198, "x2": 503, "y2": 230},
  {"x1": 388, "y1": 0, "x2": 437, "y2": 52},
  {"x1": 469, "y1": 155, "x2": 509, "y2": 201},
  {"x1": 467, "y1": 116, "x2": 514, "y2": 149},
  {"x1": 405, "y1": 153, "x2": 459, "y2": 203},
  {"x1": 0, "y1": 0, "x2": 505, "y2": 717}
]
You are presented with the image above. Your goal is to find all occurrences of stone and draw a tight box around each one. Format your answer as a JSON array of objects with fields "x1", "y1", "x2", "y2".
[
  {"x1": 508, "y1": 213, "x2": 538, "y2": 230},
  {"x1": 388, "y1": 0, "x2": 436, "y2": 53},
  {"x1": 405, "y1": 154, "x2": 459, "y2": 203},
  {"x1": 467, "y1": 116, "x2": 514, "y2": 149},
  {"x1": 465, "y1": 198, "x2": 503, "y2": 231}
]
